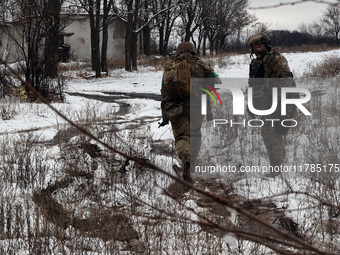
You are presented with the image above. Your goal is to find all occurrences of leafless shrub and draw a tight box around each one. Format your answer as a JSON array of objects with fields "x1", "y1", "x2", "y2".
[
  {"x1": 0, "y1": 68, "x2": 14, "y2": 98},
  {"x1": 277, "y1": 44, "x2": 338, "y2": 54},
  {"x1": 2, "y1": 56, "x2": 340, "y2": 254},
  {"x1": 138, "y1": 56, "x2": 169, "y2": 69},
  {"x1": 107, "y1": 57, "x2": 126, "y2": 70},
  {"x1": 304, "y1": 56, "x2": 340, "y2": 78}
]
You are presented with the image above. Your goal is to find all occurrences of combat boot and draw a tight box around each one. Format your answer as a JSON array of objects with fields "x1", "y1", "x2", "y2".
[
  {"x1": 172, "y1": 164, "x2": 181, "y2": 177},
  {"x1": 181, "y1": 154, "x2": 192, "y2": 183}
]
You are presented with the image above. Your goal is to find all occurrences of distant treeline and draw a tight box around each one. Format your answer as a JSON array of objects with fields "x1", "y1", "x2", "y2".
[
  {"x1": 225, "y1": 29, "x2": 336, "y2": 52},
  {"x1": 269, "y1": 30, "x2": 334, "y2": 47}
]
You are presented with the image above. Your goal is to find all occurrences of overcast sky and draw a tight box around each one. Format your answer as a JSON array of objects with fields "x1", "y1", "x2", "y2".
[{"x1": 247, "y1": 0, "x2": 339, "y2": 31}]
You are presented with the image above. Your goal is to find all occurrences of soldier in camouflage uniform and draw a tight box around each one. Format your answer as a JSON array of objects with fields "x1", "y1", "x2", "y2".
[
  {"x1": 159, "y1": 42, "x2": 221, "y2": 182},
  {"x1": 246, "y1": 32, "x2": 296, "y2": 167}
]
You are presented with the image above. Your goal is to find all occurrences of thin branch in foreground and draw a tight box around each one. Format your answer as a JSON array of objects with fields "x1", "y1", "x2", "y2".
[
  {"x1": 249, "y1": 0, "x2": 339, "y2": 10},
  {"x1": 0, "y1": 57, "x2": 336, "y2": 255}
]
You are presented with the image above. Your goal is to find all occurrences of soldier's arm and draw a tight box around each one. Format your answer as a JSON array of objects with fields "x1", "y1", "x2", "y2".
[
  {"x1": 271, "y1": 54, "x2": 297, "y2": 119},
  {"x1": 210, "y1": 71, "x2": 222, "y2": 85},
  {"x1": 272, "y1": 54, "x2": 293, "y2": 78},
  {"x1": 272, "y1": 55, "x2": 295, "y2": 94},
  {"x1": 159, "y1": 74, "x2": 169, "y2": 126},
  {"x1": 199, "y1": 60, "x2": 222, "y2": 85}
]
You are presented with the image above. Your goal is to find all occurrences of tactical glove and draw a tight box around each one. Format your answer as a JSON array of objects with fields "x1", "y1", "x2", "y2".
[{"x1": 158, "y1": 119, "x2": 169, "y2": 128}]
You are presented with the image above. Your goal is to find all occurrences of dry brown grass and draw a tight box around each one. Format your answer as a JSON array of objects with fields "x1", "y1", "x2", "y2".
[
  {"x1": 56, "y1": 44, "x2": 338, "y2": 73},
  {"x1": 1, "y1": 95, "x2": 340, "y2": 254},
  {"x1": 2, "y1": 48, "x2": 340, "y2": 254},
  {"x1": 107, "y1": 57, "x2": 125, "y2": 69},
  {"x1": 304, "y1": 56, "x2": 340, "y2": 78},
  {"x1": 277, "y1": 44, "x2": 338, "y2": 54}
]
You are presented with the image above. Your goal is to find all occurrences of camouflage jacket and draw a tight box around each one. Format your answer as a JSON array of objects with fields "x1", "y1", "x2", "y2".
[
  {"x1": 161, "y1": 52, "x2": 221, "y2": 121},
  {"x1": 249, "y1": 50, "x2": 293, "y2": 78},
  {"x1": 248, "y1": 50, "x2": 296, "y2": 118}
]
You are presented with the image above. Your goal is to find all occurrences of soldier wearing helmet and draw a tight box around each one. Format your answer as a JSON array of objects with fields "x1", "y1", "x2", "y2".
[
  {"x1": 159, "y1": 41, "x2": 221, "y2": 185},
  {"x1": 246, "y1": 32, "x2": 297, "y2": 171},
  {"x1": 247, "y1": 32, "x2": 272, "y2": 57},
  {"x1": 175, "y1": 41, "x2": 198, "y2": 56}
]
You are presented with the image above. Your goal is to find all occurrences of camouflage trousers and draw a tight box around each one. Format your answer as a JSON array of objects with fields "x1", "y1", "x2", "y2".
[
  {"x1": 261, "y1": 121, "x2": 286, "y2": 166},
  {"x1": 166, "y1": 100, "x2": 202, "y2": 166}
]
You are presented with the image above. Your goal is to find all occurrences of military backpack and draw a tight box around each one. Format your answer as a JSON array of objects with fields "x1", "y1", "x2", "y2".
[
  {"x1": 248, "y1": 52, "x2": 300, "y2": 135},
  {"x1": 162, "y1": 59, "x2": 191, "y2": 99}
]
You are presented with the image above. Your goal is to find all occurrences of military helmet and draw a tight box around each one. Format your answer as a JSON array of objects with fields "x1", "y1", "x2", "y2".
[
  {"x1": 176, "y1": 42, "x2": 197, "y2": 56},
  {"x1": 246, "y1": 32, "x2": 271, "y2": 46}
]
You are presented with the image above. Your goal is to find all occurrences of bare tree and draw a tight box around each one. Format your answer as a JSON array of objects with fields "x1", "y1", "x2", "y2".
[
  {"x1": 151, "y1": 0, "x2": 182, "y2": 56},
  {"x1": 101, "y1": 0, "x2": 114, "y2": 73},
  {"x1": 142, "y1": 0, "x2": 152, "y2": 56},
  {"x1": 179, "y1": 0, "x2": 221, "y2": 54},
  {"x1": 77, "y1": 0, "x2": 102, "y2": 77},
  {"x1": 76, "y1": 0, "x2": 115, "y2": 76},
  {"x1": 125, "y1": 0, "x2": 140, "y2": 71},
  {"x1": 0, "y1": 0, "x2": 66, "y2": 100},
  {"x1": 309, "y1": 22, "x2": 324, "y2": 41},
  {"x1": 181, "y1": 0, "x2": 202, "y2": 42},
  {"x1": 44, "y1": 0, "x2": 62, "y2": 78},
  {"x1": 322, "y1": 4, "x2": 340, "y2": 46},
  {"x1": 111, "y1": 0, "x2": 143, "y2": 71},
  {"x1": 112, "y1": 0, "x2": 177, "y2": 69},
  {"x1": 203, "y1": 0, "x2": 250, "y2": 54},
  {"x1": 298, "y1": 21, "x2": 326, "y2": 43}
]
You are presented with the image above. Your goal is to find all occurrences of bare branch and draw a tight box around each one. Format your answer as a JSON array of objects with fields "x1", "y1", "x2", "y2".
[
  {"x1": 133, "y1": 3, "x2": 177, "y2": 34},
  {"x1": 0, "y1": 57, "x2": 337, "y2": 255},
  {"x1": 249, "y1": 0, "x2": 340, "y2": 10}
]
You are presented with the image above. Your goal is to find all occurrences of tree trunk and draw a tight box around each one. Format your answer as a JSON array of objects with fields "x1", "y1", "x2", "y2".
[
  {"x1": 143, "y1": 0, "x2": 151, "y2": 56},
  {"x1": 101, "y1": 0, "x2": 113, "y2": 73},
  {"x1": 125, "y1": 0, "x2": 139, "y2": 71},
  {"x1": 89, "y1": 0, "x2": 101, "y2": 77},
  {"x1": 184, "y1": 22, "x2": 191, "y2": 41},
  {"x1": 95, "y1": 0, "x2": 101, "y2": 77},
  {"x1": 132, "y1": 0, "x2": 139, "y2": 70},
  {"x1": 101, "y1": 23, "x2": 109, "y2": 73},
  {"x1": 203, "y1": 34, "x2": 207, "y2": 56},
  {"x1": 158, "y1": 26, "x2": 165, "y2": 55},
  {"x1": 125, "y1": 0, "x2": 133, "y2": 71},
  {"x1": 143, "y1": 25, "x2": 151, "y2": 56},
  {"x1": 131, "y1": 32, "x2": 138, "y2": 70},
  {"x1": 44, "y1": 0, "x2": 61, "y2": 78},
  {"x1": 161, "y1": 40, "x2": 169, "y2": 56},
  {"x1": 209, "y1": 39, "x2": 214, "y2": 55}
]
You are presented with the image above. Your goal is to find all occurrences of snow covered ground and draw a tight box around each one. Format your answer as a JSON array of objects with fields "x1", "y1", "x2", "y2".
[
  {"x1": 2, "y1": 49, "x2": 339, "y2": 136},
  {"x1": 1, "y1": 48, "x2": 340, "y2": 254}
]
